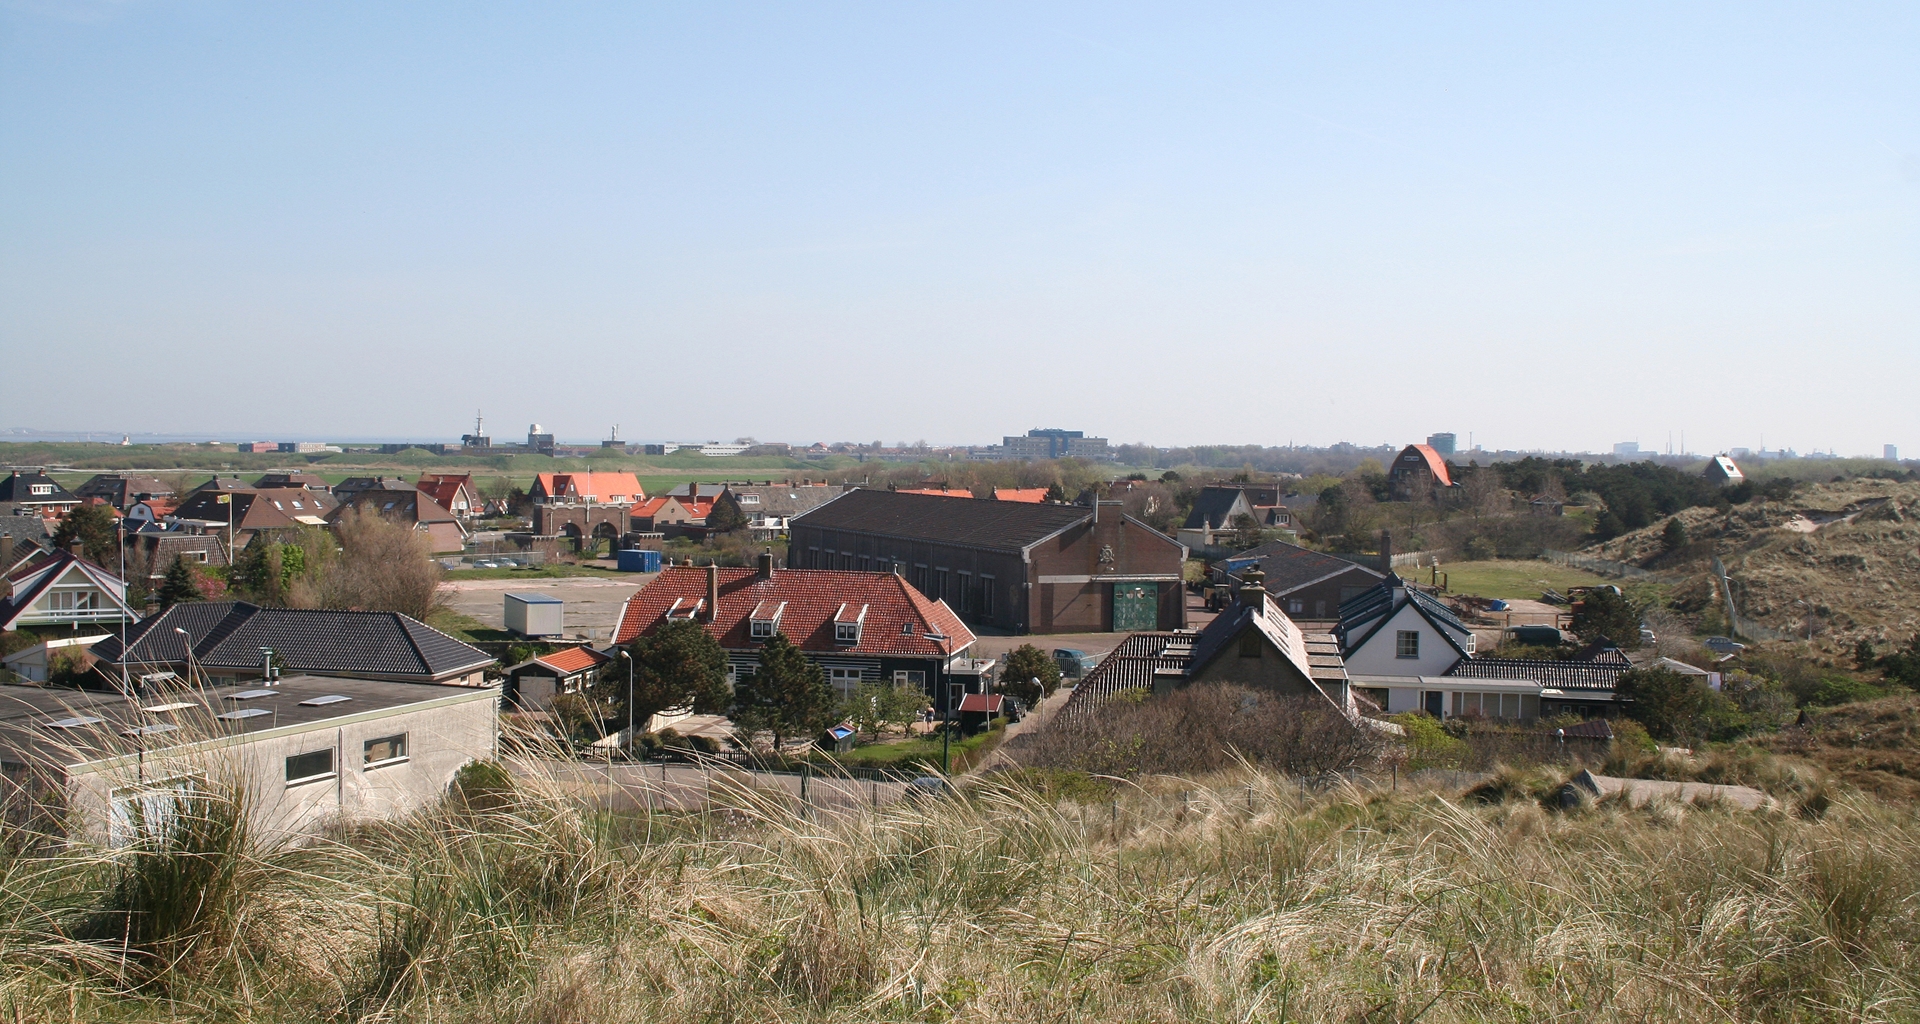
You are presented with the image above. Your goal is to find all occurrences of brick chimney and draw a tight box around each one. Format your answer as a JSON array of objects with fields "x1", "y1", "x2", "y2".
[
  {"x1": 1379, "y1": 529, "x2": 1394, "y2": 573},
  {"x1": 757, "y1": 551, "x2": 774, "y2": 580},
  {"x1": 706, "y1": 562, "x2": 720, "y2": 623},
  {"x1": 1238, "y1": 567, "x2": 1267, "y2": 611}
]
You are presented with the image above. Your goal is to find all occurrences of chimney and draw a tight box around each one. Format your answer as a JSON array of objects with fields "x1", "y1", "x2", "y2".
[
  {"x1": 69, "y1": 538, "x2": 85, "y2": 559},
  {"x1": 1238, "y1": 567, "x2": 1267, "y2": 611},
  {"x1": 1379, "y1": 529, "x2": 1393, "y2": 572},
  {"x1": 757, "y1": 550, "x2": 774, "y2": 580},
  {"x1": 706, "y1": 562, "x2": 720, "y2": 622}
]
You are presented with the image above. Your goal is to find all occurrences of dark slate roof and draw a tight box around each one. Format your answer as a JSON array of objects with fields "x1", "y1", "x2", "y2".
[
  {"x1": 1224, "y1": 540, "x2": 1386, "y2": 595},
  {"x1": 1444, "y1": 656, "x2": 1629, "y2": 689},
  {"x1": 0, "y1": 515, "x2": 53, "y2": 552},
  {"x1": 1336, "y1": 577, "x2": 1475, "y2": 659},
  {"x1": 1057, "y1": 632, "x2": 1194, "y2": 719},
  {"x1": 92, "y1": 602, "x2": 493, "y2": 682},
  {"x1": 0, "y1": 472, "x2": 78, "y2": 505},
  {"x1": 1182, "y1": 486, "x2": 1251, "y2": 530},
  {"x1": 791, "y1": 488, "x2": 1091, "y2": 551}
]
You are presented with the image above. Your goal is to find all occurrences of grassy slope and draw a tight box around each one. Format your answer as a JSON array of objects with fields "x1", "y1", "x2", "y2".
[
  {"x1": 1435, "y1": 559, "x2": 1616, "y2": 600},
  {"x1": 1754, "y1": 692, "x2": 1920, "y2": 802},
  {"x1": 8, "y1": 763, "x2": 1916, "y2": 1022}
]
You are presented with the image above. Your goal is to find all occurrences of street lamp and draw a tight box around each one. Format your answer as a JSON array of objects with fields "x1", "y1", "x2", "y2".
[
  {"x1": 617, "y1": 649, "x2": 635, "y2": 752},
  {"x1": 172, "y1": 626, "x2": 196, "y2": 686}
]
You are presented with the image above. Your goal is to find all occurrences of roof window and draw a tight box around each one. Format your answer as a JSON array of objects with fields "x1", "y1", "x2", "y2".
[
  {"x1": 46, "y1": 716, "x2": 105, "y2": 730},
  {"x1": 217, "y1": 708, "x2": 271, "y2": 721},
  {"x1": 299, "y1": 695, "x2": 352, "y2": 707},
  {"x1": 142, "y1": 701, "x2": 197, "y2": 713},
  {"x1": 121, "y1": 723, "x2": 179, "y2": 737},
  {"x1": 228, "y1": 689, "x2": 278, "y2": 700}
]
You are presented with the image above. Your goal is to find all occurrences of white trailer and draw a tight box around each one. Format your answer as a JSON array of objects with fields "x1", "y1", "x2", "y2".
[{"x1": 504, "y1": 592, "x2": 564, "y2": 637}]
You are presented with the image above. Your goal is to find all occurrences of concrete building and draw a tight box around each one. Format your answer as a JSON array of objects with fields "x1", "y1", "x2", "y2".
[
  {"x1": 787, "y1": 489, "x2": 1186, "y2": 634},
  {"x1": 1425, "y1": 433, "x2": 1457, "y2": 456},
  {"x1": 0, "y1": 675, "x2": 498, "y2": 845},
  {"x1": 1705, "y1": 455, "x2": 1745, "y2": 485},
  {"x1": 1888, "y1": 445, "x2": 1900, "y2": 462}
]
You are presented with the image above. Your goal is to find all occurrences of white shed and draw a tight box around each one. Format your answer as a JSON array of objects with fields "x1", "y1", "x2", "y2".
[{"x1": 504, "y1": 592, "x2": 564, "y2": 637}]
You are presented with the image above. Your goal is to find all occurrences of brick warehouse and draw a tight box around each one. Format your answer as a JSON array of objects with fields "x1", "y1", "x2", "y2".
[{"x1": 786, "y1": 489, "x2": 1187, "y2": 634}]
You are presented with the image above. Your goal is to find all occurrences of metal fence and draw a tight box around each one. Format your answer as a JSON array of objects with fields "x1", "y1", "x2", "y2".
[{"x1": 1539, "y1": 549, "x2": 1661, "y2": 580}]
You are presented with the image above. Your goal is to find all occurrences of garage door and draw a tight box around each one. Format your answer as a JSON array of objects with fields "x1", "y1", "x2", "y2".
[{"x1": 1112, "y1": 583, "x2": 1158, "y2": 632}]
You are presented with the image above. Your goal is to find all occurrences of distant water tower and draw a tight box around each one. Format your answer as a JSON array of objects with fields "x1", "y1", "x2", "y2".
[{"x1": 1888, "y1": 444, "x2": 1901, "y2": 462}]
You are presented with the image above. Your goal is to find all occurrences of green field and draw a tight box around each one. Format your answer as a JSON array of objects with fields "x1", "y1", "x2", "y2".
[{"x1": 1430, "y1": 559, "x2": 1616, "y2": 600}]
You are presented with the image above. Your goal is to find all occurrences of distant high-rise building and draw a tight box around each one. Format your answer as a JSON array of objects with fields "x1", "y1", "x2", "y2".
[
  {"x1": 1888, "y1": 444, "x2": 1901, "y2": 462},
  {"x1": 998, "y1": 428, "x2": 1111, "y2": 461},
  {"x1": 1613, "y1": 442, "x2": 1641, "y2": 457},
  {"x1": 1425, "y1": 432, "x2": 1456, "y2": 456}
]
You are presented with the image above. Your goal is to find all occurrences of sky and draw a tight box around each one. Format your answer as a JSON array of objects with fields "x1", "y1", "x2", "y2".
[{"x1": 2, "y1": 2, "x2": 1917, "y2": 455}]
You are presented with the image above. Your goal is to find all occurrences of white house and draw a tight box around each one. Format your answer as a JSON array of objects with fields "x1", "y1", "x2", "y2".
[
  {"x1": 1, "y1": 549, "x2": 137, "y2": 633},
  {"x1": 2, "y1": 634, "x2": 112, "y2": 683},
  {"x1": 1336, "y1": 578, "x2": 1476, "y2": 678}
]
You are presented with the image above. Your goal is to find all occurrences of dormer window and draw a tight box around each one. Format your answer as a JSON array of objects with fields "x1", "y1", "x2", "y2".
[
  {"x1": 30, "y1": 484, "x2": 52, "y2": 495},
  {"x1": 738, "y1": 494, "x2": 761, "y2": 504},
  {"x1": 664, "y1": 597, "x2": 704, "y2": 622},
  {"x1": 833, "y1": 602, "x2": 868, "y2": 644},
  {"x1": 749, "y1": 600, "x2": 787, "y2": 639}
]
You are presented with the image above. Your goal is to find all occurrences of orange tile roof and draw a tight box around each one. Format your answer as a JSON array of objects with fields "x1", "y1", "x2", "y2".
[
  {"x1": 896, "y1": 487, "x2": 969, "y2": 498},
  {"x1": 990, "y1": 487, "x2": 1049, "y2": 503},
  {"x1": 612, "y1": 566, "x2": 974, "y2": 657},
  {"x1": 1407, "y1": 444, "x2": 1454, "y2": 488},
  {"x1": 532, "y1": 472, "x2": 646, "y2": 504},
  {"x1": 535, "y1": 646, "x2": 610, "y2": 674}
]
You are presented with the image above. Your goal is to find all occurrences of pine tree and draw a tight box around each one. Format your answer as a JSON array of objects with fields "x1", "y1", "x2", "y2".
[
  {"x1": 52, "y1": 504, "x2": 118, "y2": 564},
  {"x1": 617, "y1": 618, "x2": 733, "y2": 731},
  {"x1": 156, "y1": 556, "x2": 201, "y2": 610},
  {"x1": 731, "y1": 632, "x2": 834, "y2": 751},
  {"x1": 705, "y1": 493, "x2": 748, "y2": 533}
]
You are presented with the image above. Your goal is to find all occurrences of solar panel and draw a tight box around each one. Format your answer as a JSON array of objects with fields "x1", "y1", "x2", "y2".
[
  {"x1": 142, "y1": 702, "x2": 197, "y2": 713},
  {"x1": 45, "y1": 716, "x2": 105, "y2": 730},
  {"x1": 216, "y1": 709, "x2": 271, "y2": 721},
  {"x1": 298, "y1": 695, "x2": 351, "y2": 707},
  {"x1": 121, "y1": 723, "x2": 180, "y2": 737},
  {"x1": 228, "y1": 689, "x2": 279, "y2": 700}
]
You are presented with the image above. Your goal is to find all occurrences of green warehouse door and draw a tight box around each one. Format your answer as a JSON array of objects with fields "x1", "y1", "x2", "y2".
[{"x1": 1112, "y1": 583, "x2": 1158, "y2": 632}]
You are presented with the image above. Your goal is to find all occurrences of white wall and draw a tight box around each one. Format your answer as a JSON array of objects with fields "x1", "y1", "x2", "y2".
[{"x1": 1343, "y1": 602, "x2": 1466, "y2": 678}]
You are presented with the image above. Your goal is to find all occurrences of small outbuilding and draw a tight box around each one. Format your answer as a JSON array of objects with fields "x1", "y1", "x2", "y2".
[
  {"x1": 505, "y1": 592, "x2": 565, "y2": 637},
  {"x1": 1704, "y1": 455, "x2": 1744, "y2": 485}
]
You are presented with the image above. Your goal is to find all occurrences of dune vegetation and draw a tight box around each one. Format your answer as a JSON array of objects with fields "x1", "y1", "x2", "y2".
[{"x1": 3, "y1": 753, "x2": 1917, "y2": 1023}]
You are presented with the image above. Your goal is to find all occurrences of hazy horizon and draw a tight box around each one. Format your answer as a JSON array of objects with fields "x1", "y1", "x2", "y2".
[{"x1": 3, "y1": 4, "x2": 1915, "y2": 454}]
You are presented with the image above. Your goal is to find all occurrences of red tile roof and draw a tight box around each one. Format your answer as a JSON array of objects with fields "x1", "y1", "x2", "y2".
[
  {"x1": 896, "y1": 487, "x2": 969, "y2": 498},
  {"x1": 989, "y1": 487, "x2": 1049, "y2": 503},
  {"x1": 611, "y1": 566, "x2": 975, "y2": 657},
  {"x1": 957, "y1": 693, "x2": 1004, "y2": 713},
  {"x1": 532, "y1": 472, "x2": 645, "y2": 504},
  {"x1": 536, "y1": 646, "x2": 611, "y2": 674},
  {"x1": 416, "y1": 473, "x2": 476, "y2": 510}
]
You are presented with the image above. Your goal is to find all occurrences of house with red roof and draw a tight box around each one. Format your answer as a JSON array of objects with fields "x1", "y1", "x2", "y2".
[
  {"x1": 416, "y1": 473, "x2": 482, "y2": 521},
  {"x1": 530, "y1": 472, "x2": 645, "y2": 506},
  {"x1": 609, "y1": 555, "x2": 979, "y2": 714},
  {"x1": 1387, "y1": 444, "x2": 1457, "y2": 502},
  {"x1": 503, "y1": 645, "x2": 612, "y2": 714}
]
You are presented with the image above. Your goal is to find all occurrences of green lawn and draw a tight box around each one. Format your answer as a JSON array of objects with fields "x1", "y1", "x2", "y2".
[
  {"x1": 825, "y1": 725, "x2": 1007, "y2": 772},
  {"x1": 1431, "y1": 560, "x2": 1616, "y2": 600}
]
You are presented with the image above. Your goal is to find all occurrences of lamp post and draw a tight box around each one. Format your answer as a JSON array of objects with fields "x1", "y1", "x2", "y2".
[
  {"x1": 172, "y1": 626, "x2": 196, "y2": 686},
  {"x1": 617, "y1": 649, "x2": 635, "y2": 752}
]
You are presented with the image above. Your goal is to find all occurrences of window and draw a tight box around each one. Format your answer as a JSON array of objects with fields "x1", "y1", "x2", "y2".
[
  {"x1": 935, "y1": 568, "x2": 950, "y2": 601},
  {"x1": 185, "y1": 551, "x2": 208, "y2": 563},
  {"x1": 291, "y1": 501, "x2": 303, "y2": 509},
  {"x1": 285, "y1": 748, "x2": 335, "y2": 784},
  {"x1": 913, "y1": 564, "x2": 928, "y2": 593},
  {"x1": 363, "y1": 734, "x2": 407, "y2": 767},
  {"x1": 751, "y1": 619, "x2": 775, "y2": 639},
  {"x1": 738, "y1": 494, "x2": 760, "y2": 504},
  {"x1": 808, "y1": 547, "x2": 820, "y2": 568},
  {"x1": 1395, "y1": 631, "x2": 1420, "y2": 658},
  {"x1": 893, "y1": 670, "x2": 926, "y2": 690},
  {"x1": 299, "y1": 695, "x2": 351, "y2": 707},
  {"x1": 829, "y1": 667, "x2": 864, "y2": 699},
  {"x1": 1288, "y1": 599, "x2": 1305, "y2": 614},
  {"x1": 958, "y1": 572, "x2": 974, "y2": 612},
  {"x1": 29, "y1": 484, "x2": 52, "y2": 495},
  {"x1": 980, "y1": 576, "x2": 995, "y2": 617},
  {"x1": 45, "y1": 591, "x2": 98, "y2": 612},
  {"x1": 1239, "y1": 633, "x2": 1263, "y2": 658},
  {"x1": 836, "y1": 621, "x2": 861, "y2": 643}
]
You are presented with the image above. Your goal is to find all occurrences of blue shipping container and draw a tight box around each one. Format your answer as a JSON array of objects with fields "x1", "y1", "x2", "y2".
[{"x1": 617, "y1": 549, "x2": 662, "y2": 573}]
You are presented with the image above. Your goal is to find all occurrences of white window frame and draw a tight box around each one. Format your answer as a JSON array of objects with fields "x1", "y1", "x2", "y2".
[
  {"x1": 363, "y1": 733, "x2": 409, "y2": 769},
  {"x1": 285, "y1": 748, "x2": 337, "y2": 786}
]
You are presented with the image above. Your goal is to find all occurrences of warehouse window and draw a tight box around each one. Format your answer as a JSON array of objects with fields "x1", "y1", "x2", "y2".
[
  {"x1": 285, "y1": 748, "x2": 335, "y2": 785},
  {"x1": 363, "y1": 734, "x2": 408, "y2": 768}
]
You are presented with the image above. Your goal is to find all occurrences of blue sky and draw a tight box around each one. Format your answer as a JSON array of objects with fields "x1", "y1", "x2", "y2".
[{"x1": 3, "y1": 2, "x2": 1916, "y2": 454}]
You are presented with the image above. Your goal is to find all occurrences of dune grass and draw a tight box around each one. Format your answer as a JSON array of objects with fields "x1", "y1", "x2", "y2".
[{"x1": 2, "y1": 758, "x2": 1917, "y2": 1022}]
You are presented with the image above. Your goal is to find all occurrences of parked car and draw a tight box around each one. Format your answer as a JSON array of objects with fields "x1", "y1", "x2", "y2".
[
  {"x1": 1052, "y1": 648, "x2": 1097, "y2": 679},
  {"x1": 1704, "y1": 636, "x2": 1746, "y2": 654},
  {"x1": 1639, "y1": 626, "x2": 1658, "y2": 644}
]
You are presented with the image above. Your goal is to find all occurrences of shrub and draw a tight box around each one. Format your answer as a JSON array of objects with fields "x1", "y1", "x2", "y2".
[{"x1": 1022, "y1": 685, "x2": 1381, "y2": 777}]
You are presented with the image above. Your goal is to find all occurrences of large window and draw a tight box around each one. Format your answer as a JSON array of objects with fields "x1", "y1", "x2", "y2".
[
  {"x1": 829, "y1": 667, "x2": 864, "y2": 699},
  {"x1": 45, "y1": 591, "x2": 98, "y2": 612},
  {"x1": 1395, "y1": 631, "x2": 1420, "y2": 659},
  {"x1": 958, "y1": 572, "x2": 974, "y2": 612},
  {"x1": 363, "y1": 734, "x2": 408, "y2": 768},
  {"x1": 285, "y1": 748, "x2": 335, "y2": 785},
  {"x1": 980, "y1": 576, "x2": 995, "y2": 617}
]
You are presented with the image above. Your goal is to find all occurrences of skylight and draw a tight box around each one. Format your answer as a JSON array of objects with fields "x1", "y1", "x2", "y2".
[
  {"x1": 142, "y1": 702, "x2": 197, "y2": 713},
  {"x1": 298, "y1": 695, "x2": 352, "y2": 707},
  {"x1": 216, "y1": 709, "x2": 271, "y2": 721},
  {"x1": 121, "y1": 723, "x2": 180, "y2": 737},
  {"x1": 46, "y1": 716, "x2": 105, "y2": 730},
  {"x1": 228, "y1": 689, "x2": 278, "y2": 700}
]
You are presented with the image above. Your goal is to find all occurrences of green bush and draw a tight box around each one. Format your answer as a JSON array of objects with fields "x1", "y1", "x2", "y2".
[{"x1": 1806, "y1": 674, "x2": 1887, "y2": 707}]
